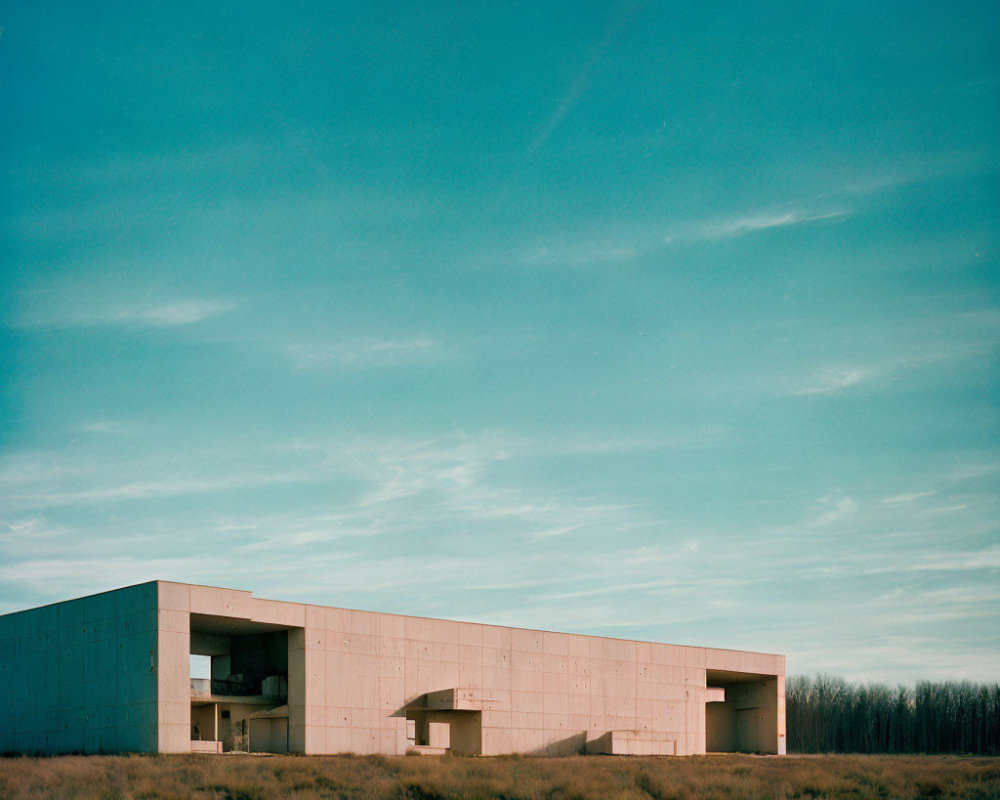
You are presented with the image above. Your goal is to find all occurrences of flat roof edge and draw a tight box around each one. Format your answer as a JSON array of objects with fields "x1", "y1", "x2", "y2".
[
  {"x1": 5, "y1": 579, "x2": 785, "y2": 664},
  {"x1": 165, "y1": 580, "x2": 785, "y2": 662},
  {"x1": 0, "y1": 580, "x2": 160, "y2": 618}
]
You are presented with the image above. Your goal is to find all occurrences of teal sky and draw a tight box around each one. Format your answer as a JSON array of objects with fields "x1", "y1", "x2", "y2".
[{"x1": 2, "y1": 2, "x2": 997, "y2": 683}]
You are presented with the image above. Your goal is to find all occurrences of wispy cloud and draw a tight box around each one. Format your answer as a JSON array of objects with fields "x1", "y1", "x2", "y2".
[
  {"x1": 0, "y1": 517, "x2": 70, "y2": 555},
  {"x1": 496, "y1": 2, "x2": 645, "y2": 208},
  {"x1": 773, "y1": 310, "x2": 998, "y2": 401},
  {"x1": 863, "y1": 545, "x2": 1000, "y2": 575},
  {"x1": 77, "y1": 420, "x2": 141, "y2": 436},
  {"x1": 2, "y1": 471, "x2": 315, "y2": 510},
  {"x1": 128, "y1": 300, "x2": 234, "y2": 326},
  {"x1": 504, "y1": 204, "x2": 850, "y2": 272},
  {"x1": 829, "y1": 149, "x2": 996, "y2": 199},
  {"x1": 521, "y1": 4, "x2": 643, "y2": 163},
  {"x1": 625, "y1": 153, "x2": 992, "y2": 258},
  {"x1": 808, "y1": 495, "x2": 858, "y2": 528},
  {"x1": 882, "y1": 491, "x2": 936, "y2": 504},
  {"x1": 284, "y1": 337, "x2": 441, "y2": 369},
  {"x1": 790, "y1": 366, "x2": 873, "y2": 396},
  {"x1": 0, "y1": 430, "x2": 669, "y2": 520},
  {"x1": 704, "y1": 209, "x2": 851, "y2": 239},
  {"x1": 517, "y1": 241, "x2": 638, "y2": 268},
  {"x1": 3, "y1": 429, "x2": 996, "y2": 683},
  {"x1": 11, "y1": 295, "x2": 235, "y2": 330}
]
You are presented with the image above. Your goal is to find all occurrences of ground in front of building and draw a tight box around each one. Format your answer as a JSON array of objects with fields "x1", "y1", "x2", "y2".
[{"x1": 1, "y1": 753, "x2": 997, "y2": 800}]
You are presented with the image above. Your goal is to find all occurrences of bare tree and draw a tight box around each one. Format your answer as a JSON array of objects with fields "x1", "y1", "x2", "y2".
[{"x1": 787, "y1": 675, "x2": 999, "y2": 754}]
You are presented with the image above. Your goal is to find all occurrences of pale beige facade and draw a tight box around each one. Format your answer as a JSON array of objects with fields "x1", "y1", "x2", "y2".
[{"x1": 0, "y1": 581, "x2": 786, "y2": 756}]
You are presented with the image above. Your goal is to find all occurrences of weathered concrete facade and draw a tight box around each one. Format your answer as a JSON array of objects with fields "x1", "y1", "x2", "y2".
[{"x1": 0, "y1": 581, "x2": 786, "y2": 755}]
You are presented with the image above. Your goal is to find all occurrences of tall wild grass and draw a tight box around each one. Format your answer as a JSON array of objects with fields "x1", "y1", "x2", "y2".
[{"x1": 1, "y1": 753, "x2": 998, "y2": 800}]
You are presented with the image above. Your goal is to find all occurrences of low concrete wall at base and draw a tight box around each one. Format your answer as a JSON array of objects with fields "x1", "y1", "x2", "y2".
[{"x1": 586, "y1": 730, "x2": 676, "y2": 756}]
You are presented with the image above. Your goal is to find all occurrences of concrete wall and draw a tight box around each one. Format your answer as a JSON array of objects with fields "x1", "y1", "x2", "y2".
[
  {"x1": 290, "y1": 600, "x2": 784, "y2": 756},
  {"x1": 586, "y1": 729, "x2": 676, "y2": 755},
  {"x1": 706, "y1": 701, "x2": 737, "y2": 752},
  {"x1": 0, "y1": 582, "x2": 160, "y2": 754},
  {"x1": 250, "y1": 716, "x2": 288, "y2": 753},
  {"x1": 1, "y1": 581, "x2": 786, "y2": 756},
  {"x1": 730, "y1": 680, "x2": 777, "y2": 753},
  {"x1": 156, "y1": 581, "x2": 193, "y2": 752}
]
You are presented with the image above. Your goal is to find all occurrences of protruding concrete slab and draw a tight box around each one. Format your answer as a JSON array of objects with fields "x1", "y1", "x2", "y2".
[{"x1": 587, "y1": 730, "x2": 676, "y2": 756}]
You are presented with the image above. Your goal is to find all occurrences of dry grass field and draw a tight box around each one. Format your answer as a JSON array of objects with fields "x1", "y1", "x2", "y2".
[{"x1": 1, "y1": 753, "x2": 997, "y2": 800}]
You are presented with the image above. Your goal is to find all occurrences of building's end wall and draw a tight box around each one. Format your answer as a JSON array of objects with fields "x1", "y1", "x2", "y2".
[{"x1": 0, "y1": 582, "x2": 160, "y2": 754}]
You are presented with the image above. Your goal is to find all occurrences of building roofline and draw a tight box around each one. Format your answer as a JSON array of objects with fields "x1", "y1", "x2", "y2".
[
  {"x1": 163, "y1": 579, "x2": 786, "y2": 662},
  {"x1": 0, "y1": 579, "x2": 159, "y2": 617},
  {"x1": 2, "y1": 579, "x2": 784, "y2": 663}
]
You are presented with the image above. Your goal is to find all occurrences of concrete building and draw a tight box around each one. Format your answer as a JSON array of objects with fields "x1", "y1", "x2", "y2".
[{"x1": 0, "y1": 581, "x2": 785, "y2": 756}]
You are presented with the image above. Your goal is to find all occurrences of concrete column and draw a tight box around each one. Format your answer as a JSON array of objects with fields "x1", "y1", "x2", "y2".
[
  {"x1": 156, "y1": 582, "x2": 192, "y2": 752},
  {"x1": 288, "y1": 628, "x2": 306, "y2": 752},
  {"x1": 776, "y1": 674, "x2": 787, "y2": 755}
]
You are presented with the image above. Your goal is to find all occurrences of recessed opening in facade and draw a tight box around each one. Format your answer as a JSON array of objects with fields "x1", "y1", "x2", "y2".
[
  {"x1": 399, "y1": 688, "x2": 484, "y2": 755},
  {"x1": 705, "y1": 669, "x2": 780, "y2": 753},
  {"x1": 189, "y1": 613, "x2": 297, "y2": 753},
  {"x1": 190, "y1": 654, "x2": 211, "y2": 680},
  {"x1": 404, "y1": 710, "x2": 483, "y2": 755}
]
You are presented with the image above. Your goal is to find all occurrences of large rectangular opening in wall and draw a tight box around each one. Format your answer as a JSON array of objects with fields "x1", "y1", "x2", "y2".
[
  {"x1": 404, "y1": 710, "x2": 483, "y2": 755},
  {"x1": 190, "y1": 654, "x2": 211, "y2": 680},
  {"x1": 705, "y1": 670, "x2": 779, "y2": 754},
  {"x1": 189, "y1": 613, "x2": 298, "y2": 754}
]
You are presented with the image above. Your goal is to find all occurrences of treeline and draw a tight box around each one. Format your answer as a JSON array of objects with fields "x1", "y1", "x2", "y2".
[{"x1": 787, "y1": 675, "x2": 1000, "y2": 754}]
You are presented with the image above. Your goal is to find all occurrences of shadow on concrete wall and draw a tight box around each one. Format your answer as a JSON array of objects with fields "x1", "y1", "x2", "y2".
[{"x1": 524, "y1": 732, "x2": 588, "y2": 757}]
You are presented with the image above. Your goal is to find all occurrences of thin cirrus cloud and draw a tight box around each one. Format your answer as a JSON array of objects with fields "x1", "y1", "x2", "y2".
[
  {"x1": 513, "y1": 205, "x2": 851, "y2": 271},
  {"x1": 789, "y1": 366, "x2": 873, "y2": 396},
  {"x1": 77, "y1": 420, "x2": 142, "y2": 436},
  {"x1": 10, "y1": 295, "x2": 235, "y2": 330},
  {"x1": 515, "y1": 160, "x2": 985, "y2": 272},
  {"x1": 806, "y1": 495, "x2": 859, "y2": 528},
  {"x1": 882, "y1": 491, "x2": 937, "y2": 504},
  {"x1": 127, "y1": 300, "x2": 235, "y2": 326},
  {"x1": 502, "y1": 2, "x2": 643, "y2": 202},
  {"x1": 516, "y1": 241, "x2": 639, "y2": 268},
  {"x1": 705, "y1": 209, "x2": 851, "y2": 238},
  {"x1": 0, "y1": 441, "x2": 332, "y2": 513},
  {"x1": 780, "y1": 323, "x2": 992, "y2": 400},
  {"x1": 0, "y1": 431, "x2": 667, "y2": 610},
  {"x1": 659, "y1": 206, "x2": 852, "y2": 247},
  {"x1": 862, "y1": 545, "x2": 1000, "y2": 574},
  {"x1": 283, "y1": 337, "x2": 441, "y2": 369},
  {"x1": 698, "y1": 153, "x2": 979, "y2": 241},
  {"x1": 1, "y1": 471, "x2": 314, "y2": 511},
  {"x1": 1, "y1": 430, "x2": 993, "y2": 677}
]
